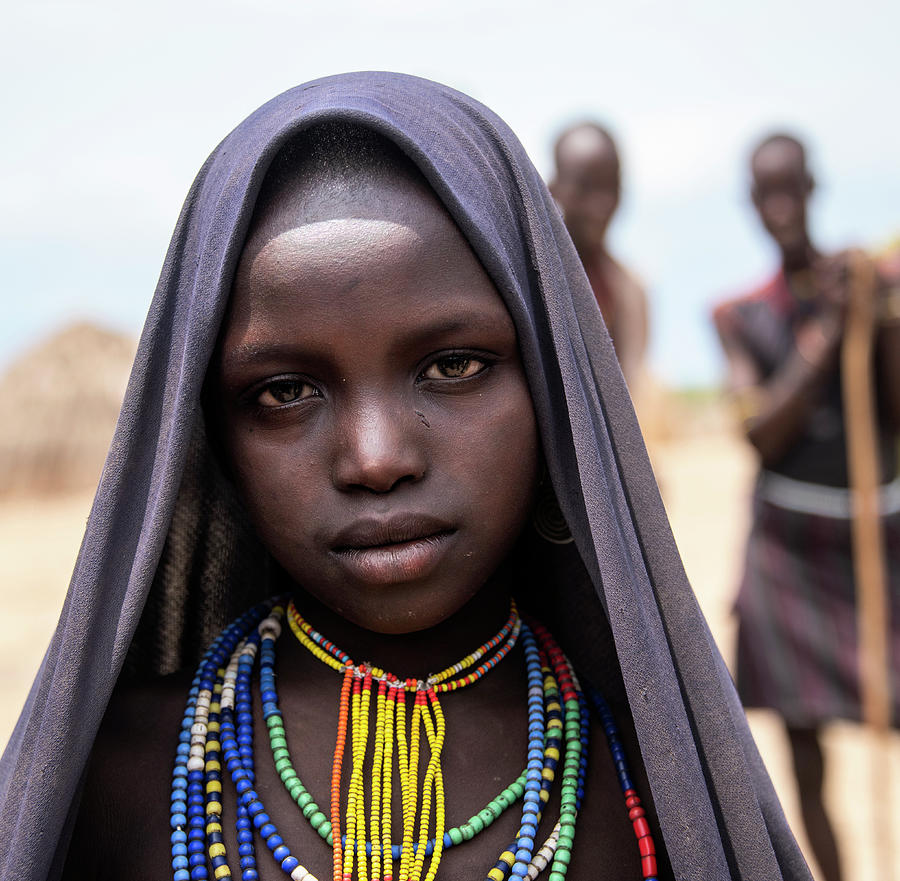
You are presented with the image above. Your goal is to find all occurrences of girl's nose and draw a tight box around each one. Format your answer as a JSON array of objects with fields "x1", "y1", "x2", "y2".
[{"x1": 332, "y1": 396, "x2": 427, "y2": 494}]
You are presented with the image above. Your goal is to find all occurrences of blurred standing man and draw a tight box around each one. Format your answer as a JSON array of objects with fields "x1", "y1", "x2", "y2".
[
  {"x1": 550, "y1": 123, "x2": 648, "y2": 387},
  {"x1": 713, "y1": 133, "x2": 900, "y2": 881}
]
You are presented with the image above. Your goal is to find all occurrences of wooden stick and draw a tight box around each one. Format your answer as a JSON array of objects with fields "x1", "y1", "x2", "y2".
[{"x1": 840, "y1": 249, "x2": 894, "y2": 879}]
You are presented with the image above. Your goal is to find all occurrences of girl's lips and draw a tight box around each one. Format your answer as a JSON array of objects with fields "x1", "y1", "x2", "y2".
[{"x1": 331, "y1": 530, "x2": 455, "y2": 585}]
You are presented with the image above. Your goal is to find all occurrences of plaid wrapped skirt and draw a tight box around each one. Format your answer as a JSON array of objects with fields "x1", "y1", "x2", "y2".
[{"x1": 734, "y1": 472, "x2": 900, "y2": 728}]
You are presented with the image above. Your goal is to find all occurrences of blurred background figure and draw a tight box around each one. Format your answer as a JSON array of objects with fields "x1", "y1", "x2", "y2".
[
  {"x1": 549, "y1": 123, "x2": 648, "y2": 388},
  {"x1": 713, "y1": 133, "x2": 900, "y2": 881}
]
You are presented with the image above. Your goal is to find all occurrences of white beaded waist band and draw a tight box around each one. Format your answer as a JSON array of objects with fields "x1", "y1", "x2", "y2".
[{"x1": 757, "y1": 471, "x2": 900, "y2": 519}]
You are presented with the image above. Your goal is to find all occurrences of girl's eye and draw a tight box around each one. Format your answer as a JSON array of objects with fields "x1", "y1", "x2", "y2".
[
  {"x1": 255, "y1": 378, "x2": 319, "y2": 407},
  {"x1": 421, "y1": 354, "x2": 487, "y2": 381}
]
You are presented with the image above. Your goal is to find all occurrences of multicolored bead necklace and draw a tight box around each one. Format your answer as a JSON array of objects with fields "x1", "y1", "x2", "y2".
[
  {"x1": 285, "y1": 599, "x2": 527, "y2": 881},
  {"x1": 170, "y1": 598, "x2": 660, "y2": 881}
]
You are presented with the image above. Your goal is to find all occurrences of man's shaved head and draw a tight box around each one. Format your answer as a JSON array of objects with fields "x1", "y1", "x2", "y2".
[
  {"x1": 749, "y1": 132, "x2": 814, "y2": 261},
  {"x1": 554, "y1": 122, "x2": 620, "y2": 175},
  {"x1": 751, "y1": 133, "x2": 808, "y2": 180},
  {"x1": 551, "y1": 122, "x2": 621, "y2": 253}
]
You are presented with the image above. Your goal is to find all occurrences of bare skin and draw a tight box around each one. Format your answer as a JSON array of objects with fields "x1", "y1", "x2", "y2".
[
  {"x1": 549, "y1": 124, "x2": 648, "y2": 385},
  {"x1": 62, "y1": 159, "x2": 673, "y2": 879}
]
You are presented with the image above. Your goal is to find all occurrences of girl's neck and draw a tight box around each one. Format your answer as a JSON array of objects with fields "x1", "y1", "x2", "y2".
[{"x1": 287, "y1": 572, "x2": 515, "y2": 678}]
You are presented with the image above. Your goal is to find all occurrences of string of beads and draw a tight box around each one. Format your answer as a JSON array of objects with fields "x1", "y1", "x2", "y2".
[
  {"x1": 170, "y1": 599, "x2": 660, "y2": 881},
  {"x1": 286, "y1": 599, "x2": 524, "y2": 881}
]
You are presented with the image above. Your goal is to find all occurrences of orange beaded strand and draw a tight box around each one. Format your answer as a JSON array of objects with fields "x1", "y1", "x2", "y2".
[{"x1": 331, "y1": 668, "x2": 353, "y2": 881}]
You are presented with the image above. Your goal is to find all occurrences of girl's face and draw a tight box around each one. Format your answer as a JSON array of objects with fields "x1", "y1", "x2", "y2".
[{"x1": 213, "y1": 168, "x2": 541, "y2": 634}]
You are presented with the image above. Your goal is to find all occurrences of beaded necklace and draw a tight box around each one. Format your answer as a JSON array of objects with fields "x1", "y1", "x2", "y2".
[
  {"x1": 170, "y1": 599, "x2": 660, "y2": 881},
  {"x1": 285, "y1": 599, "x2": 523, "y2": 881}
]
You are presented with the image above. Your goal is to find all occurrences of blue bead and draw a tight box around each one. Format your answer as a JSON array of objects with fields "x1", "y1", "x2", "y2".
[
  {"x1": 190, "y1": 864, "x2": 208, "y2": 879},
  {"x1": 281, "y1": 856, "x2": 300, "y2": 872},
  {"x1": 171, "y1": 830, "x2": 187, "y2": 844},
  {"x1": 173, "y1": 855, "x2": 189, "y2": 870},
  {"x1": 188, "y1": 840, "x2": 205, "y2": 855},
  {"x1": 272, "y1": 844, "x2": 290, "y2": 861},
  {"x1": 174, "y1": 870, "x2": 191, "y2": 881},
  {"x1": 260, "y1": 822, "x2": 277, "y2": 838},
  {"x1": 239, "y1": 843, "x2": 255, "y2": 857}
]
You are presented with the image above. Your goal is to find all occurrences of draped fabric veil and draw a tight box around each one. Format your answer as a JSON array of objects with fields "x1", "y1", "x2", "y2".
[{"x1": 0, "y1": 73, "x2": 810, "y2": 881}]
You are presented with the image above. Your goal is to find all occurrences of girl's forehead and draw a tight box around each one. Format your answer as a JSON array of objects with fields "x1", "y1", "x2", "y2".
[
  {"x1": 242, "y1": 163, "x2": 450, "y2": 267},
  {"x1": 226, "y1": 173, "x2": 508, "y2": 342}
]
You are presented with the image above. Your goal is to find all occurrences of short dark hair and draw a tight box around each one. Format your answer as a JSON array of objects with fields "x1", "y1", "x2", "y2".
[
  {"x1": 270, "y1": 121, "x2": 407, "y2": 184},
  {"x1": 246, "y1": 120, "x2": 426, "y2": 250}
]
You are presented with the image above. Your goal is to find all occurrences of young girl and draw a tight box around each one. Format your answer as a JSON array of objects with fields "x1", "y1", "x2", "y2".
[{"x1": 0, "y1": 73, "x2": 810, "y2": 881}]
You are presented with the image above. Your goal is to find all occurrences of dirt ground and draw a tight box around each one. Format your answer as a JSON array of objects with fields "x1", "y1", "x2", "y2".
[{"x1": 0, "y1": 408, "x2": 897, "y2": 879}]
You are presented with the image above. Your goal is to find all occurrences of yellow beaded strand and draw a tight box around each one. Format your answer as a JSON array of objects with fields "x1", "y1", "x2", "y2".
[
  {"x1": 287, "y1": 613, "x2": 345, "y2": 673},
  {"x1": 426, "y1": 603, "x2": 518, "y2": 689},
  {"x1": 382, "y1": 684, "x2": 397, "y2": 881},
  {"x1": 370, "y1": 681, "x2": 387, "y2": 881},
  {"x1": 399, "y1": 688, "x2": 423, "y2": 881},
  {"x1": 355, "y1": 672, "x2": 372, "y2": 881},
  {"x1": 418, "y1": 690, "x2": 446, "y2": 881}
]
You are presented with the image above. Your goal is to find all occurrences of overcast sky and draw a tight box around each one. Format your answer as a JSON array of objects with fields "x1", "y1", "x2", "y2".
[{"x1": 3, "y1": 0, "x2": 898, "y2": 385}]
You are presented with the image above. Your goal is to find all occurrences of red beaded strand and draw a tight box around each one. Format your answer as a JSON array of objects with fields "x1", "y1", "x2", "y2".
[{"x1": 626, "y1": 790, "x2": 657, "y2": 879}]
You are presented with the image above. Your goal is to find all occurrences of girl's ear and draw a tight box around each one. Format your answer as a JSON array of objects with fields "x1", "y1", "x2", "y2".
[{"x1": 531, "y1": 463, "x2": 573, "y2": 545}]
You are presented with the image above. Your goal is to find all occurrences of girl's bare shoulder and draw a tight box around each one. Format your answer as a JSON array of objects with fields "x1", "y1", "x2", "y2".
[{"x1": 62, "y1": 670, "x2": 193, "y2": 880}]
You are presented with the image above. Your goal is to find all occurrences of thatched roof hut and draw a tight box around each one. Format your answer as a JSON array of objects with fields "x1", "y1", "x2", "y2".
[{"x1": 0, "y1": 323, "x2": 135, "y2": 495}]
